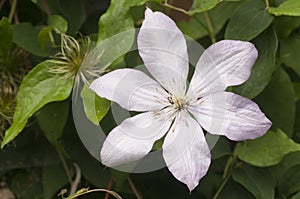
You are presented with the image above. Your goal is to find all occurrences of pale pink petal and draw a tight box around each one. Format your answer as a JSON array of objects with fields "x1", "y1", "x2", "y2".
[
  {"x1": 90, "y1": 68, "x2": 169, "y2": 112},
  {"x1": 187, "y1": 40, "x2": 258, "y2": 98},
  {"x1": 188, "y1": 92, "x2": 272, "y2": 141},
  {"x1": 101, "y1": 111, "x2": 172, "y2": 167},
  {"x1": 162, "y1": 111, "x2": 211, "y2": 192},
  {"x1": 138, "y1": 8, "x2": 189, "y2": 97}
]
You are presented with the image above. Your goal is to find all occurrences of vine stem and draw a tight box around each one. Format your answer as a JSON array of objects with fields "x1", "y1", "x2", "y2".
[
  {"x1": 69, "y1": 163, "x2": 81, "y2": 195},
  {"x1": 162, "y1": 1, "x2": 190, "y2": 16},
  {"x1": 203, "y1": 11, "x2": 216, "y2": 44},
  {"x1": 62, "y1": 188, "x2": 122, "y2": 199},
  {"x1": 0, "y1": 0, "x2": 6, "y2": 10},
  {"x1": 212, "y1": 174, "x2": 231, "y2": 199},
  {"x1": 265, "y1": 0, "x2": 270, "y2": 9},
  {"x1": 127, "y1": 177, "x2": 142, "y2": 199},
  {"x1": 57, "y1": 149, "x2": 73, "y2": 184},
  {"x1": 41, "y1": 0, "x2": 51, "y2": 16},
  {"x1": 213, "y1": 148, "x2": 238, "y2": 199},
  {"x1": 8, "y1": 0, "x2": 17, "y2": 23},
  {"x1": 104, "y1": 177, "x2": 114, "y2": 199}
]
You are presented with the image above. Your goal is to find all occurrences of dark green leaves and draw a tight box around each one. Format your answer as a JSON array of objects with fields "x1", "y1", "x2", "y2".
[
  {"x1": 178, "y1": 2, "x2": 239, "y2": 39},
  {"x1": 12, "y1": 23, "x2": 54, "y2": 57},
  {"x1": 188, "y1": 0, "x2": 223, "y2": 15},
  {"x1": 280, "y1": 34, "x2": 300, "y2": 76},
  {"x1": 47, "y1": 14, "x2": 68, "y2": 33},
  {"x1": 0, "y1": 17, "x2": 13, "y2": 54},
  {"x1": 278, "y1": 165, "x2": 300, "y2": 197},
  {"x1": 58, "y1": 0, "x2": 85, "y2": 35},
  {"x1": 98, "y1": 0, "x2": 135, "y2": 43},
  {"x1": 36, "y1": 101, "x2": 69, "y2": 147},
  {"x1": 236, "y1": 129, "x2": 300, "y2": 167},
  {"x1": 233, "y1": 27, "x2": 278, "y2": 99},
  {"x1": 1, "y1": 61, "x2": 73, "y2": 148},
  {"x1": 225, "y1": 0, "x2": 274, "y2": 41},
  {"x1": 269, "y1": 0, "x2": 300, "y2": 16},
  {"x1": 232, "y1": 165, "x2": 275, "y2": 199},
  {"x1": 255, "y1": 68, "x2": 296, "y2": 136},
  {"x1": 38, "y1": 0, "x2": 85, "y2": 35}
]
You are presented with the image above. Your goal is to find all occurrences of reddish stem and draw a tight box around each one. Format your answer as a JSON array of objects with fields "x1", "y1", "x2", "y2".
[
  {"x1": 0, "y1": 0, "x2": 6, "y2": 10},
  {"x1": 104, "y1": 177, "x2": 114, "y2": 199}
]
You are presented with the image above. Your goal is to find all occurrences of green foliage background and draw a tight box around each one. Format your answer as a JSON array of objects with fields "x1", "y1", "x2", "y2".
[{"x1": 0, "y1": 0, "x2": 300, "y2": 198}]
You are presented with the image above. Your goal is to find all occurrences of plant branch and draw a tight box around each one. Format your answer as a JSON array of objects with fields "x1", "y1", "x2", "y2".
[
  {"x1": 57, "y1": 149, "x2": 73, "y2": 184},
  {"x1": 104, "y1": 177, "x2": 114, "y2": 199},
  {"x1": 162, "y1": 1, "x2": 190, "y2": 16},
  {"x1": 213, "y1": 147, "x2": 238, "y2": 199},
  {"x1": 41, "y1": 0, "x2": 51, "y2": 16},
  {"x1": 60, "y1": 188, "x2": 122, "y2": 199},
  {"x1": 203, "y1": 11, "x2": 216, "y2": 44},
  {"x1": 69, "y1": 163, "x2": 81, "y2": 195},
  {"x1": 0, "y1": 0, "x2": 6, "y2": 10},
  {"x1": 265, "y1": 0, "x2": 270, "y2": 9},
  {"x1": 8, "y1": 0, "x2": 17, "y2": 23},
  {"x1": 127, "y1": 177, "x2": 142, "y2": 199}
]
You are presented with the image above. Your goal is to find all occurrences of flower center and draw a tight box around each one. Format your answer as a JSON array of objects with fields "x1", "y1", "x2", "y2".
[{"x1": 168, "y1": 95, "x2": 187, "y2": 111}]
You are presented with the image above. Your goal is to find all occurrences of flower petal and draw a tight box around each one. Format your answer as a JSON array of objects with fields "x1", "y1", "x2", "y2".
[
  {"x1": 187, "y1": 40, "x2": 258, "y2": 98},
  {"x1": 162, "y1": 111, "x2": 211, "y2": 192},
  {"x1": 138, "y1": 8, "x2": 189, "y2": 97},
  {"x1": 90, "y1": 68, "x2": 169, "y2": 112},
  {"x1": 189, "y1": 92, "x2": 272, "y2": 141},
  {"x1": 101, "y1": 111, "x2": 172, "y2": 167}
]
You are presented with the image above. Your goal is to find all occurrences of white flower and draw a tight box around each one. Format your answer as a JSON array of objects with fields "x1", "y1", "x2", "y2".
[{"x1": 90, "y1": 8, "x2": 272, "y2": 192}]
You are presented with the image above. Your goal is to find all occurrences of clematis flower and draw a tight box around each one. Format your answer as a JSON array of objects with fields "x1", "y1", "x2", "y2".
[{"x1": 90, "y1": 8, "x2": 272, "y2": 191}]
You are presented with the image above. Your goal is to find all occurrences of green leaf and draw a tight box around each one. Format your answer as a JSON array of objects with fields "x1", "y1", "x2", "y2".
[
  {"x1": 280, "y1": 34, "x2": 300, "y2": 77},
  {"x1": 0, "y1": 129, "x2": 49, "y2": 173},
  {"x1": 36, "y1": 0, "x2": 84, "y2": 35},
  {"x1": 278, "y1": 165, "x2": 300, "y2": 197},
  {"x1": 110, "y1": 170, "x2": 129, "y2": 191},
  {"x1": 218, "y1": 179, "x2": 255, "y2": 199},
  {"x1": 294, "y1": 83, "x2": 300, "y2": 100},
  {"x1": 12, "y1": 23, "x2": 54, "y2": 57},
  {"x1": 58, "y1": 0, "x2": 85, "y2": 35},
  {"x1": 0, "y1": 17, "x2": 13, "y2": 54},
  {"x1": 274, "y1": 16, "x2": 300, "y2": 38},
  {"x1": 255, "y1": 67, "x2": 296, "y2": 136},
  {"x1": 225, "y1": 0, "x2": 274, "y2": 41},
  {"x1": 294, "y1": 101, "x2": 300, "y2": 141},
  {"x1": 271, "y1": 151, "x2": 300, "y2": 181},
  {"x1": 11, "y1": 170, "x2": 43, "y2": 199},
  {"x1": 96, "y1": 1, "x2": 134, "y2": 69},
  {"x1": 96, "y1": 0, "x2": 160, "y2": 65},
  {"x1": 232, "y1": 164, "x2": 275, "y2": 199},
  {"x1": 233, "y1": 27, "x2": 278, "y2": 99},
  {"x1": 210, "y1": 137, "x2": 231, "y2": 160},
  {"x1": 178, "y1": 1, "x2": 240, "y2": 39},
  {"x1": 38, "y1": 26, "x2": 53, "y2": 50},
  {"x1": 98, "y1": 0, "x2": 133, "y2": 43},
  {"x1": 269, "y1": 0, "x2": 300, "y2": 16},
  {"x1": 292, "y1": 192, "x2": 300, "y2": 199},
  {"x1": 188, "y1": 0, "x2": 223, "y2": 15},
  {"x1": 64, "y1": 129, "x2": 110, "y2": 188},
  {"x1": 47, "y1": 14, "x2": 68, "y2": 33},
  {"x1": 1, "y1": 61, "x2": 73, "y2": 148},
  {"x1": 95, "y1": 0, "x2": 162, "y2": 69},
  {"x1": 36, "y1": 101, "x2": 69, "y2": 146},
  {"x1": 42, "y1": 149, "x2": 68, "y2": 199},
  {"x1": 123, "y1": 0, "x2": 162, "y2": 7},
  {"x1": 81, "y1": 84, "x2": 110, "y2": 125},
  {"x1": 236, "y1": 129, "x2": 300, "y2": 167},
  {"x1": 43, "y1": 165, "x2": 68, "y2": 199}
]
